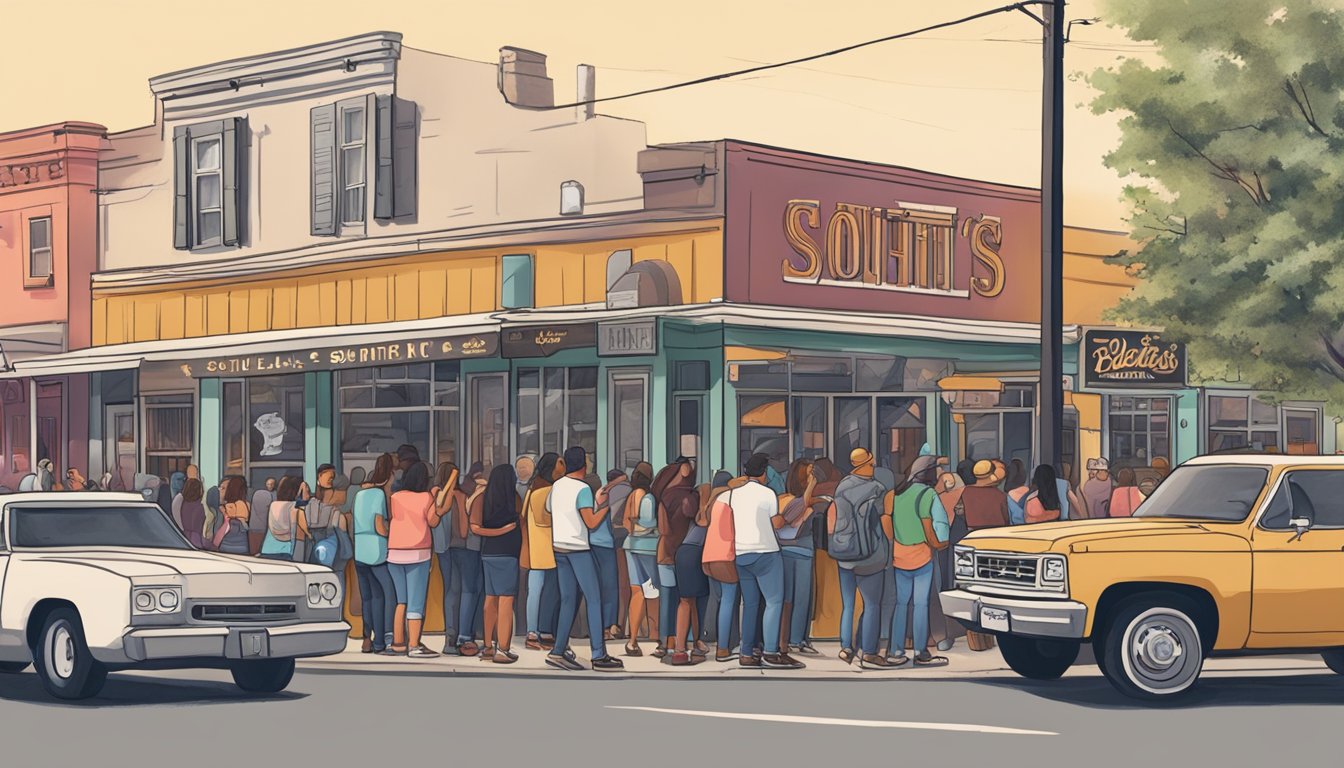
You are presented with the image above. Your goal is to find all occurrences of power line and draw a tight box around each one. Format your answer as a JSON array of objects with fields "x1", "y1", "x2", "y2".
[{"x1": 511, "y1": 1, "x2": 1044, "y2": 110}]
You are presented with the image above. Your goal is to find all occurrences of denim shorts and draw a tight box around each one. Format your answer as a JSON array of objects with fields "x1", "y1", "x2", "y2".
[
  {"x1": 387, "y1": 559, "x2": 432, "y2": 619},
  {"x1": 482, "y1": 555, "x2": 520, "y2": 596},
  {"x1": 625, "y1": 551, "x2": 658, "y2": 588},
  {"x1": 656, "y1": 563, "x2": 678, "y2": 590}
]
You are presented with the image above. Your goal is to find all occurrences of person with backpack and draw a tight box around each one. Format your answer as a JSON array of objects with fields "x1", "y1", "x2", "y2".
[
  {"x1": 731, "y1": 453, "x2": 804, "y2": 670},
  {"x1": 827, "y1": 448, "x2": 892, "y2": 669},
  {"x1": 306, "y1": 465, "x2": 343, "y2": 568},
  {"x1": 887, "y1": 458, "x2": 951, "y2": 667},
  {"x1": 622, "y1": 462, "x2": 660, "y2": 656}
]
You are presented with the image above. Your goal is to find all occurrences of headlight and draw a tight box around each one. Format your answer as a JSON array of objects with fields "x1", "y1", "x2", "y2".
[
  {"x1": 307, "y1": 584, "x2": 322, "y2": 606},
  {"x1": 320, "y1": 582, "x2": 338, "y2": 602},
  {"x1": 1041, "y1": 555, "x2": 1067, "y2": 583},
  {"x1": 132, "y1": 586, "x2": 182, "y2": 614},
  {"x1": 307, "y1": 577, "x2": 341, "y2": 608},
  {"x1": 954, "y1": 546, "x2": 975, "y2": 579}
]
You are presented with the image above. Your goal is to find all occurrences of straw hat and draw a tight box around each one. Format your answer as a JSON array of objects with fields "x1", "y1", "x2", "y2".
[
  {"x1": 972, "y1": 460, "x2": 995, "y2": 479},
  {"x1": 849, "y1": 448, "x2": 876, "y2": 470}
]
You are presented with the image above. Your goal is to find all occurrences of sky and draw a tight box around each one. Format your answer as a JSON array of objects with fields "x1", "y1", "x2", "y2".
[{"x1": 0, "y1": 0, "x2": 1156, "y2": 229}]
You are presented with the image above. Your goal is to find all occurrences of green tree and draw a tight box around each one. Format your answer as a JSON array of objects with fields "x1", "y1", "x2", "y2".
[{"x1": 1090, "y1": 0, "x2": 1344, "y2": 407}]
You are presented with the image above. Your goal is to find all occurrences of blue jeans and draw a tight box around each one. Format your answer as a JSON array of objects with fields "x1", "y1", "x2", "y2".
[
  {"x1": 715, "y1": 579, "x2": 740, "y2": 649},
  {"x1": 892, "y1": 560, "x2": 935, "y2": 655},
  {"x1": 526, "y1": 568, "x2": 560, "y2": 636},
  {"x1": 592, "y1": 546, "x2": 620, "y2": 630},
  {"x1": 839, "y1": 566, "x2": 885, "y2": 655},
  {"x1": 554, "y1": 550, "x2": 608, "y2": 660},
  {"x1": 781, "y1": 551, "x2": 814, "y2": 646},
  {"x1": 657, "y1": 564, "x2": 679, "y2": 641},
  {"x1": 387, "y1": 559, "x2": 432, "y2": 620},
  {"x1": 736, "y1": 551, "x2": 785, "y2": 655},
  {"x1": 441, "y1": 549, "x2": 483, "y2": 644},
  {"x1": 354, "y1": 561, "x2": 395, "y2": 649}
]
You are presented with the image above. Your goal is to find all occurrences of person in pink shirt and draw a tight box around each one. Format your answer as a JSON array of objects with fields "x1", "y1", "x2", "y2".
[
  {"x1": 1108, "y1": 467, "x2": 1146, "y2": 517},
  {"x1": 387, "y1": 462, "x2": 444, "y2": 657}
]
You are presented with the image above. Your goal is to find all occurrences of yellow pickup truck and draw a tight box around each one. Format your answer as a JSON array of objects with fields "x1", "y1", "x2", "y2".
[{"x1": 940, "y1": 455, "x2": 1344, "y2": 701}]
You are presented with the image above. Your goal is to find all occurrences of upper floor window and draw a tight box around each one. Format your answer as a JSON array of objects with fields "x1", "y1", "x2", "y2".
[
  {"x1": 311, "y1": 95, "x2": 418, "y2": 236},
  {"x1": 173, "y1": 118, "x2": 247, "y2": 251},
  {"x1": 340, "y1": 105, "x2": 366, "y2": 225},
  {"x1": 25, "y1": 216, "x2": 53, "y2": 288}
]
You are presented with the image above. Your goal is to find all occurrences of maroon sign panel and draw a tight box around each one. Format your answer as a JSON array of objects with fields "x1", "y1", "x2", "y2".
[{"x1": 724, "y1": 142, "x2": 1042, "y2": 324}]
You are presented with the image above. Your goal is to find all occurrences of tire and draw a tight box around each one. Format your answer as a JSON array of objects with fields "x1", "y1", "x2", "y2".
[
  {"x1": 0, "y1": 661, "x2": 30, "y2": 673},
  {"x1": 998, "y1": 634, "x2": 1080, "y2": 680},
  {"x1": 1321, "y1": 649, "x2": 1344, "y2": 675},
  {"x1": 33, "y1": 607, "x2": 107, "y2": 700},
  {"x1": 230, "y1": 658, "x2": 295, "y2": 694},
  {"x1": 1100, "y1": 595, "x2": 1205, "y2": 702}
]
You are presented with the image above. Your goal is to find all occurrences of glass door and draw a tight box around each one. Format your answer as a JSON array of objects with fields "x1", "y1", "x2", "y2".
[
  {"x1": 832, "y1": 397, "x2": 872, "y2": 474},
  {"x1": 609, "y1": 370, "x2": 650, "y2": 475},
  {"x1": 876, "y1": 396, "x2": 926, "y2": 477},
  {"x1": 105, "y1": 404, "x2": 136, "y2": 492},
  {"x1": 672, "y1": 394, "x2": 706, "y2": 481},
  {"x1": 467, "y1": 373, "x2": 509, "y2": 473},
  {"x1": 1283, "y1": 407, "x2": 1321, "y2": 454}
]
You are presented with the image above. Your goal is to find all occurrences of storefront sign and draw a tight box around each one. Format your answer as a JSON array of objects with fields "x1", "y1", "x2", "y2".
[
  {"x1": 180, "y1": 332, "x2": 499, "y2": 378},
  {"x1": 1083, "y1": 330, "x2": 1186, "y2": 388},
  {"x1": 502, "y1": 323, "x2": 597, "y2": 358},
  {"x1": 598, "y1": 320, "x2": 657, "y2": 357}
]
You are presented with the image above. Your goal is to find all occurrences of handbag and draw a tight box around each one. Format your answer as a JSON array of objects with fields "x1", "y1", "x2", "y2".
[{"x1": 701, "y1": 490, "x2": 738, "y2": 584}]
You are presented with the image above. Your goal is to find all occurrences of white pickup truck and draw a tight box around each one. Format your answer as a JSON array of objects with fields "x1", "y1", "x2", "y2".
[{"x1": 0, "y1": 492, "x2": 350, "y2": 700}]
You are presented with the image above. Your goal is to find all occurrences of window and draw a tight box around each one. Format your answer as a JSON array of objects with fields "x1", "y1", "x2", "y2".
[
  {"x1": 338, "y1": 362, "x2": 460, "y2": 474},
  {"x1": 192, "y1": 136, "x2": 223, "y2": 247},
  {"x1": 1134, "y1": 465, "x2": 1268, "y2": 522},
  {"x1": 675, "y1": 361, "x2": 710, "y2": 392},
  {"x1": 1108, "y1": 396, "x2": 1172, "y2": 468},
  {"x1": 339, "y1": 105, "x2": 366, "y2": 224},
  {"x1": 1208, "y1": 394, "x2": 1285, "y2": 453},
  {"x1": 1260, "y1": 470, "x2": 1344, "y2": 529},
  {"x1": 501, "y1": 254, "x2": 535, "y2": 309},
  {"x1": 144, "y1": 393, "x2": 195, "y2": 480},
  {"x1": 26, "y1": 216, "x2": 53, "y2": 288},
  {"x1": 738, "y1": 394, "x2": 788, "y2": 473},
  {"x1": 515, "y1": 366, "x2": 598, "y2": 461}
]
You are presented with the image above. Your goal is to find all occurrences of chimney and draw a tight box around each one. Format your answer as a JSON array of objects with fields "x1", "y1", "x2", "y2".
[
  {"x1": 498, "y1": 47, "x2": 554, "y2": 109},
  {"x1": 576, "y1": 64, "x2": 595, "y2": 121}
]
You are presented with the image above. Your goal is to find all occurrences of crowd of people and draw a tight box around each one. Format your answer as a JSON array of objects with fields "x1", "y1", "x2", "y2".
[{"x1": 0, "y1": 440, "x2": 1167, "y2": 673}]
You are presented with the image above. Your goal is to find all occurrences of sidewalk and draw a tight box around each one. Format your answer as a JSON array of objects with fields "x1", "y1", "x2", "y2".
[{"x1": 299, "y1": 636, "x2": 1334, "y2": 681}]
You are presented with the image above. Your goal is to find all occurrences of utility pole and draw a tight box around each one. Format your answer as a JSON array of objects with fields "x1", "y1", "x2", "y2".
[{"x1": 1039, "y1": 0, "x2": 1066, "y2": 471}]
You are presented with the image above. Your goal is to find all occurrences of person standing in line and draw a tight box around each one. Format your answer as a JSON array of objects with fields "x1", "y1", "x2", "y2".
[
  {"x1": 588, "y1": 466, "x2": 625, "y2": 646},
  {"x1": 523, "y1": 453, "x2": 562, "y2": 651},
  {"x1": 260, "y1": 476, "x2": 306, "y2": 559},
  {"x1": 473, "y1": 464, "x2": 523, "y2": 663},
  {"x1": 699, "y1": 470, "x2": 742, "y2": 661},
  {"x1": 178, "y1": 478, "x2": 207, "y2": 549},
  {"x1": 1108, "y1": 467, "x2": 1146, "y2": 517},
  {"x1": 514, "y1": 455, "x2": 536, "y2": 500},
  {"x1": 776, "y1": 459, "x2": 819, "y2": 656},
  {"x1": 597, "y1": 468, "x2": 633, "y2": 641},
  {"x1": 215, "y1": 475, "x2": 253, "y2": 555},
  {"x1": 1023, "y1": 465, "x2": 1065, "y2": 524},
  {"x1": 353, "y1": 454, "x2": 396, "y2": 654},
  {"x1": 886, "y1": 459, "x2": 950, "y2": 668},
  {"x1": 1082, "y1": 458, "x2": 1113, "y2": 519},
  {"x1": 730, "y1": 453, "x2": 803, "y2": 669},
  {"x1": 959, "y1": 461, "x2": 1011, "y2": 531},
  {"x1": 306, "y1": 465, "x2": 342, "y2": 567},
  {"x1": 431, "y1": 462, "x2": 462, "y2": 653},
  {"x1": 827, "y1": 448, "x2": 891, "y2": 669},
  {"x1": 249, "y1": 477, "x2": 276, "y2": 555},
  {"x1": 444, "y1": 465, "x2": 487, "y2": 656},
  {"x1": 387, "y1": 462, "x2": 443, "y2": 658},
  {"x1": 545, "y1": 446, "x2": 624, "y2": 672},
  {"x1": 167, "y1": 471, "x2": 187, "y2": 530},
  {"x1": 621, "y1": 462, "x2": 660, "y2": 656},
  {"x1": 1006, "y1": 470, "x2": 1032, "y2": 526},
  {"x1": 652, "y1": 458, "x2": 697, "y2": 661},
  {"x1": 657, "y1": 458, "x2": 704, "y2": 665}
]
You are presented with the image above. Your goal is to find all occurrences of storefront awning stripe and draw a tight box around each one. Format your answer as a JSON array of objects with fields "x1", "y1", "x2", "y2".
[{"x1": 937, "y1": 375, "x2": 1004, "y2": 392}]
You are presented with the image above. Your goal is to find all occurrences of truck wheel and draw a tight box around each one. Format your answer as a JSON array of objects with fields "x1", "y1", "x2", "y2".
[
  {"x1": 230, "y1": 659, "x2": 295, "y2": 693},
  {"x1": 1321, "y1": 650, "x2": 1344, "y2": 675},
  {"x1": 34, "y1": 607, "x2": 107, "y2": 700},
  {"x1": 998, "y1": 635, "x2": 1080, "y2": 680},
  {"x1": 1101, "y1": 595, "x2": 1204, "y2": 702}
]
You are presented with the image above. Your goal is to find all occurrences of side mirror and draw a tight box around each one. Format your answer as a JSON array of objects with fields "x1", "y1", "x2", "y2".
[{"x1": 1289, "y1": 517, "x2": 1313, "y2": 542}]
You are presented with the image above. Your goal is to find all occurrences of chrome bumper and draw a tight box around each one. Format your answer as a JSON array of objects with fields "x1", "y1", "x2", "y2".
[
  {"x1": 940, "y1": 589, "x2": 1088, "y2": 639},
  {"x1": 108, "y1": 621, "x2": 351, "y2": 664}
]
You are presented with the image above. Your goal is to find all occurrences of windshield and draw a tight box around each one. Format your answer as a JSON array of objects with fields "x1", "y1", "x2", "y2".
[
  {"x1": 1133, "y1": 465, "x2": 1269, "y2": 522},
  {"x1": 10, "y1": 505, "x2": 192, "y2": 550}
]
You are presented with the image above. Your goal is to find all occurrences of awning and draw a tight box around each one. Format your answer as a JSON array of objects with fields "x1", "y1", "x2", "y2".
[
  {"x1": 725, "y1": 345, "x2": 788, "y2": 362},
  {"x1": 937, "y1": 375, "x2": 1005, "y2": 392},
  {"x1": 739, "y1": 400, "x2": 786, "y2": 428}
]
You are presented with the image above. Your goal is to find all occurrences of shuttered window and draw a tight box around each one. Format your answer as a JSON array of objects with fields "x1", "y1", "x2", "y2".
[
  {"x1": 173, "y1": 118, "x2": 247, "y2": 250},
  {"x1": 314, "y1": 94, "x2": 417, "y2": 235}
]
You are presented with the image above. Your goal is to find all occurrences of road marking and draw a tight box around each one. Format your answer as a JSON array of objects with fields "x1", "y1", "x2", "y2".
[{"x1": 606, "y1": 706, "x2": 1057, "y2": 736}]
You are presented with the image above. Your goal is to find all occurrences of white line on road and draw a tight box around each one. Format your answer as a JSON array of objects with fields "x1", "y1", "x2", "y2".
[{"x1": 606, "y1": 706, "x2": 1057, "y2": 736}]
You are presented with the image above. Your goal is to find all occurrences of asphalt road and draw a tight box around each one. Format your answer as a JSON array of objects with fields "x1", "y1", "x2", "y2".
[{"x1": 1, "y1": 665, "x2": 1342, "y2": 766}]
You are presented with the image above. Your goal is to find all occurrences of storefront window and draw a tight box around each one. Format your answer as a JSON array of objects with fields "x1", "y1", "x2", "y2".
[
  {"x1": 222, "y1": 381, "x2": 246, "y2": 476},
  {"x1": 470, "y1": 373, "x2": 508, "y2": 472},
  {"x1": 340, "y1": 362, "x2": 461, "y2": 473},
  {"x1": 1284, "y1": 408, "x2": 1320, "y2": 454},
  {"x1": 144, "y1": 393, "x2": 195, "y2": 479},
  {"x1": 792, "y1": 396, "x2": 827, "y2": 462},
  {"x1": 963, "y1": 411, "x2": 1033, "y2": 467},
  {"x1": 35, "y1": 381, "x2": 62, "y2": 474},
  {"x1": 610, "y1": 372, "x2": 648, "y2": 474},
  {"x1": 856, "y1": 357, "x2": 905, "y2": 392},
  {"x1": 1208, "y1": 394, "x2": 1281, "y2": 453},
  {"x1": 792, "y1": 357, "x2": 853, "y2": 393},
  {"x1": 543, "y1": 368, "x2": 565, "y2": 455},
  {"x1": 515, "y1": 366, "x2": 598, "y2": 464},
  {"x1": 738, "y1": 394, "x2": 788, "y2": 473},
  {"x1": 1108, "y1": 396, "x2": 1172, "y2": 469},
  {"x1": 246, "y1": 374, "x2": 306, "y2": 487},
  {"x1": 878, "y1": 397, "x2": 926, "y2": 475},
  {"x1": 833, "y1": 397, "x2": 872, "y2": 473}
]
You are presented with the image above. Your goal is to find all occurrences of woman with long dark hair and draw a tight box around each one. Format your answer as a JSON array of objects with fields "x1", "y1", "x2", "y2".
[
  {"x1": 353, "y1": 453, "x2": 396, "y2": 653},
  {"x1": 444, "y1": 463, "x2": 487, "y2": 656},
  {"x1": 777, "y1": 459, "x2": 819, "y2": 656},
  {"x1": 179, "y1": 478, "x2": 207, "y2": 549},
  {"x1": 431, "y1": 461, "x2": 463, "y2": 653},
  {"x1": 651, "y1": 459, "x2": 698, "y2": 660},
  {"x1": 260, "y1": 476, "x2": 305, "y2": 559},
  {"x1": 388, "y1": 462, "x2": 444, "y2": 657},
  {"x1": 523, "y1": 452, "x2": 561, "y2": 650},
  {"x1": 216, "y1": 475, "x2": 253, "y2": 555},
  {"x1": 1024, "y1": 464, "x2": 1063, "y2": 523},
  {"x1": 621, "y1": 462, "x2": 659, "y2": 655},
  {"x1": 472, "y1": 464, "x2": 523, "y2": 663}
]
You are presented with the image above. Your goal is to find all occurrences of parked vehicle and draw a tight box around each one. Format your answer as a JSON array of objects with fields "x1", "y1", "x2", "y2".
[
  {"x1": 0, "y1": 493, "x2": 349, "y2": 700},
  {"x1": 941, "y1": 456, "x2": 1344, "y2": 702}
]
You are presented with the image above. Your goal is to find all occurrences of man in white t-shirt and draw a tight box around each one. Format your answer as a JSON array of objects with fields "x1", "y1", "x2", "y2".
[
  {"x1": 545, "y1": 446, "x2": 624, "y2": 672},
  {"x1": 731, "y1": 453, "x2": 804, "y2": 670}
]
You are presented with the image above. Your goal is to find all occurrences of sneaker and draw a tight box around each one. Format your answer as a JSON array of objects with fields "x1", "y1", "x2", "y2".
[
  {"x1": 716, "y1": 648, "x2": 739, "y2": 663},
  {"x1": 762, "y1": 653, "x2": 805, "y2": 670},
  {"x1": 361, "y1": 638, "x2": 374, "y2": 654},
  {"x1": 545, "y1": 653, "x2": 585, "y2": 671},
  {"x1": 914, "y1": 651, "x2": 949, "y2": 667},
  {"x1": 379, "y1": 647, "x2": 403, "y2": 656},
  {"x1": 667, "y1": 651, "x2": 692, "y2": 666},
  {"x1": 937, "y1": 638, "x2": 955, "y2": 652},
  {"x1": 738, "y1": 654, "x2": 763, "y2": 668},
  {"x1": 886, "y1": 654, "x2": 911, "y2": 668},
  {"x1": 860, "y1": 653, "x2": 894, "y2": 669},
  {"x1": 441, "y1": 642, "x2": 459, "y2": 656},
  {"x1": 592, "y1": 656, "x2": 626, "y2": 672},
  {"x1": 407, "y1": 645, "x2": 440, "y2": 659}
]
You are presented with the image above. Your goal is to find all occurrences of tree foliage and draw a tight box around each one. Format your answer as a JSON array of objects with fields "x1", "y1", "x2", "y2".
[{"x1": 1090, "y1": 0, "x2": 1344, "y2": 407}]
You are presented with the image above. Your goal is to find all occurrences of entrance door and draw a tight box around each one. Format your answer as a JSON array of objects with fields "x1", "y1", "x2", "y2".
[
  {"x1": 105, "y1": 404, "x2": 136, "y2": 492},
  {"x1": 1282, "y1": 408, "x2": 1320, "y2": 455},
  {"x1": 877, "y1": 396, "x2": 927, "y2": 477},
  {"x1": 467, "y1": 373, "x2": 508, "y2": 473},
  {"x1": 1251, "y1": 468, "x2": 1344, "y2": 642},
  {"x1": 609, "y1": 370, "x2": 649, "y2": 474},
  {"x1": 832, "y1": 397, "x2": 872, "y2": 474},
  {"x1": 672, "y1": 394, "x2": 705, "y2": 481}
]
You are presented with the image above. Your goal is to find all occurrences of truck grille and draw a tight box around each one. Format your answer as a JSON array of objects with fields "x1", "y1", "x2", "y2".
[
  {"x1": 974, "y1": 555, "x2": 1038, "y2": 586},
  {"x1": 192, "y1": 603, "x2": 297, "y2": 622}
]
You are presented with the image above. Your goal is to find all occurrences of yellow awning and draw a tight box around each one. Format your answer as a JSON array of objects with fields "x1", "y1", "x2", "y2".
[
  {"x1": 739, "y1": 400, "x2": 787, "y2": 428},
  {"x1": 725, "y1": 345, "x2": 788, "y2": 362},
  {"x1": 937, "y1": 375, "x2": 1004, "y2": 392}
]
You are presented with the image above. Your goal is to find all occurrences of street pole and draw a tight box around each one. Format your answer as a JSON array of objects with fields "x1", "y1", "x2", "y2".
[{"x1": 1039, "y1": 0, "x2": 1066, "y2": 471}]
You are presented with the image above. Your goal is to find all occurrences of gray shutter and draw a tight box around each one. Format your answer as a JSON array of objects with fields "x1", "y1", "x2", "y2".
[
  {"x1": 172, "y1": 126, "x2": 190, "y2": 250},
  {"x1": 311, "y1": 103, "x2": 337, "y2": 235},
  {"x1": 374, "y1": 95, "x2": 394, "y2": 219},
  {"x1": 392, "y1": 97, "x2": 418, "y2": 218},
  {"x1": 222, "y1": 116, "x2": 246, "y2": 247}
]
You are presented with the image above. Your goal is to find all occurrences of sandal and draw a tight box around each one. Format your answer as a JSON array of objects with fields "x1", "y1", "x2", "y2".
[
  {"x1": 838, "y1": 648, "x2": 855, "y2": 664},
  {"x1": 623, "y1": 643, "x2": 644, "y2": 657},
  {"x1": 913, "y1": 652, "x2": 948, "y2": 667},
  {"x1": 525, "y1": 634, "x2": 543, "y2": 651},
  {"x1": 493, "y1": 649, "x2": 519, "y2": 664},
  {"x1": 481, "y1": 645, "x2": 496, "y2": 660},
  {"x1": 458, "y1": 641, "x2": 480, "y2": 657}
]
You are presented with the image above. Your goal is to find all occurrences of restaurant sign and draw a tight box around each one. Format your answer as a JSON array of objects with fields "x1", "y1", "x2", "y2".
[
  {"x1": 502, "y1": 323, "x2": 598, "y2": 358},
  {"x1": 598, "y1": 319, "x2": 657, "y2": 357},
  {"x1": 1083, "y1": 329, "x2": 1186, "y2": 388},
  {"x1": 179, "y1": 332, "x2": 498, "y2": 378}
]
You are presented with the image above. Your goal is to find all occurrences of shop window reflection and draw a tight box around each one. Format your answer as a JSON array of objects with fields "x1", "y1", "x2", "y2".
[
  {"x1": 738, "y1": 394, "x2": 788, "y2": 473},
  {"x1": 833, "y1": 398, "x2": 872, "y2": 473}
]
